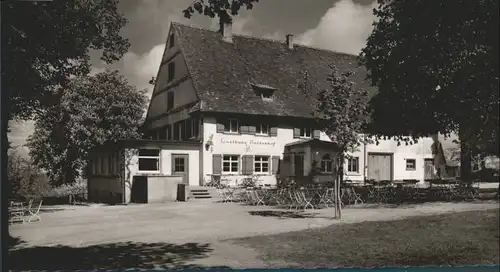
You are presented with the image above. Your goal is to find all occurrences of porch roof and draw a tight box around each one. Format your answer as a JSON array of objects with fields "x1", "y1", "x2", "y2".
[{"x1": 285, "y1": 139, "x2": 342, "y2": 151}]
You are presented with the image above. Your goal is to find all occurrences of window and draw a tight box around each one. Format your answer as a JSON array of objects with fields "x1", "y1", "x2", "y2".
[
  {"x1": 138, "y1": 149, "x2": 160, "y2": 172},
  {"x1": 347, "y1": 157, "x2": 359, "y2": 173},
  {"x1": 169, "y1": 33, "x2": 175, "y2": 48},
  {"x1": 168, "y1": 61, "x2": 175, "y2": 82},
  {"x1": 189, "y1": 118, "x2": 199, "y2": 139},
  {"x1": 108, "y1": 154, "x2": 114, "y2": 175},
  {"x1": 167, "y1": 91, "x2": 174, "y2": 111},
  {"x1": 254, "y1": 156, "x2": 270, "y2": 173},
  {"x1": 222, "y1": 155, "x2": 239, "y2": 173},
  {"x1": 174, "y1": 157, "x2": 185, "y2": 172},
  {"x1": 166, "y1": 125, "x2": 172, "y2": 140},
  {"x1": 406, "y1": 159, "x2": 416, "y2": 171},
  {"x1": 256, "y1": 124, "x2": 269, "y2": 136},
  {"x1": 158, "y1": 127, "x2": 167, "y2": 140},
  {"x1": 101, "y1": 156, "x2": 107, "y2": 174},
  {"x1": 300, "y1": 127, "x2": 312, "y2": 138},
  {"x1": 173, "y1": 121, "x2": 181, "y2": 141},
  {"x1": 320, "y1": 154, "x2": 333, "y2": 173},
  {"x1": 223, "y1": 118, "x2": 239, "y2": 133}
]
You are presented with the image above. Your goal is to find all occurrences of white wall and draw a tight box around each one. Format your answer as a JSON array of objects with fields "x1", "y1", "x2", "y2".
[
  {"x1": 124, "y1": 148, "x2": 200, "y2": 202},
  {"x1": 320, "y1": 132, "x2": 434, "y2": 182},
  {"x1": 202, "y1": 116, "x2": 435, "y2": 185},
  {"x1": 202, "y1": 116, "x2": 304, "y2": 186}
]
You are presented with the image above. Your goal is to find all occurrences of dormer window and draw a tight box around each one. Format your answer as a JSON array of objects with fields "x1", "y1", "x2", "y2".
[{"x1": 250, "y1": 82, "x2": 276, "y2": 101}]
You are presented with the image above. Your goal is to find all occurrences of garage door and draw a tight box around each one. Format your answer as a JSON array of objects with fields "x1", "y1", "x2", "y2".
[{"x1": 367, "y1": 153, "x2": 393, "y2": 181}]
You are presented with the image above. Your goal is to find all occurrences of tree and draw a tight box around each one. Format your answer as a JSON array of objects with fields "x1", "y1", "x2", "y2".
[
  {"x1": 360, "y1": 0, "x2": 499, "y2": 182},
  {"x1": 183, "y1": 0, "x2": 259, "y2": 31},
  {"x1": 7, "y1": 151, "x2": 51, "y2": 200},
  {"x1": 27, "y1": 70, "x2": 148, "y2": 186},
  {"x1": 2, "y1": 0, "x2": 130, "y2": 233},
  {"x1": 315, "y1": 65, "x2": 371, "y2": 217}
]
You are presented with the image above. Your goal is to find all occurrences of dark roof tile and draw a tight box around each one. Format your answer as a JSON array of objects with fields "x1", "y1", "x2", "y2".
[{"x1": 173, "y1": 22, "x2": 376, "y2": 118}]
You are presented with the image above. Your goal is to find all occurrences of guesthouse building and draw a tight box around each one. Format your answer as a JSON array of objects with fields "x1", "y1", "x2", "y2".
[{"x1": 86, "y1": 21, "x2": 436, "y2": 204}]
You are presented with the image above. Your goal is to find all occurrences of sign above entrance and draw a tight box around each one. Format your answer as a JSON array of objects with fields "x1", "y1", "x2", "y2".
[{"x1": 220, "y1": 137, "x2": 276, "y2": 147}]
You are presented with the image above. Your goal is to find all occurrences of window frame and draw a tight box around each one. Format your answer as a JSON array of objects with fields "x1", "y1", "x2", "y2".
[
  {"x1": 320, "y1": 154, "x2": 333, "y2": 173},
  {"x1": 254, "y1": 155, "x2": 270, "y2": 174},
  {"x1": 347, "y1": 157, "x2": 359, "y2": 173},
  {"x1": 167, "y1": 91, "x2": 174, "y2": 111},
  {"x1": 169, "y1": 33, "x2": 175, "y2": 48},
  {"x1": 300, "y1": 127, "x2": 312, "y2": 138},
  {"x1": 173, "y1": 157, "x2": 186, "y2": 172},
  {"x1": 256, "y1": 123, "x2": 270, "y2": 136},
  {"x1": 138, "y1": 149, "x2": 161, "y2": 173},
  {"x1": 222, "y1": 155, "x2": 240, "y2": 174},
  {"x1": 406, "y1": 159, "x2": 416, "y2": 171},
  {"x1": 224, "y1": 118, "x2": 239, "y2": 134},
  {"x1": 167, "y1": 61, "x2": 175, "y2": 82}
]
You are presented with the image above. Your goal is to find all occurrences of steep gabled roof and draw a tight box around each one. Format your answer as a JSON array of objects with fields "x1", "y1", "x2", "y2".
[{"x1": 172, "y1": 22, "x2": 376, "y2": 119}]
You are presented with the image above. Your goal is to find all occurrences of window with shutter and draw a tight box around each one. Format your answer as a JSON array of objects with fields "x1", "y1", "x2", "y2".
[
  {"x1": 212, "y1": 154, "x2": 222, "y2": 174},
  {"x1": 242, "y1": 155, "x2": 254, "y2": 175},
  {"x1": 216, "y1": 122, "x2": 225, "y2": 133},
  {"x1": 313, "y1": 129, "x2": 321, "y2": 139},
  {"x1": 293, "y1": 128, "x2": 300, "y2": 138},
  {"x1": 222, "y1": 155, "x2": 239, "y2": 173},
  {"x1": 271, "y1": 156, "x2": 280, "y2": 174},
  {"x1": 269, "y1": 127, "x2": 278, "y2": 137}
]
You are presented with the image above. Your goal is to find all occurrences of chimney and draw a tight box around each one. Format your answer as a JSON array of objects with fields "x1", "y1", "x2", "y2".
[
  {"x1": 286, "y1": 34, "x2": 294, "y2": 49},
  {"x1": 220, "y1": 21, "x2": 233, "y2": 43}
]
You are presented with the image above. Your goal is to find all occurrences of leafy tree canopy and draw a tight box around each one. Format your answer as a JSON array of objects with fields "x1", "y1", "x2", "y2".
[
  {"x1": 27, "y1": 70, "x2": 148, "y2": 186},
  {"x1": 315, "y1": 65, "x2": 371, "y2": 169},
  {"x1": 183, "y1": 0, "x2": 259, "y2": 26},
  {"x1": 2, "y1": 0, "x2": 130, "y2": 120},
  {"x1": 360, "y1": 0, "x2": 498, "y2": 148}
]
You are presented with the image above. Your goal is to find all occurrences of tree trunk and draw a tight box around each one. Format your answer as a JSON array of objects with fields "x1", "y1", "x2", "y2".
[
  {"x1": 459, "y1": 128, "x2": 473, "y2": 185},
  {"x1": 3, "y1": 104, "x2": 11, "y2": 236}
]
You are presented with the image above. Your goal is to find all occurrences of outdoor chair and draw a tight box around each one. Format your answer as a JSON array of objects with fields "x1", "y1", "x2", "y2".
[{"x1": 27, "y1": 200, "x2": 43, "y2": 223}]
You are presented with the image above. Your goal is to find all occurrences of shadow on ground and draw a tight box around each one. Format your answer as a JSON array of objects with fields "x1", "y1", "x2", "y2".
[
  {"x1": 249, "y1": 210, "x2": 334, "y2": 220},
  {"x1": 9, "y1": 238, "x2": 230, "y2": 270}
]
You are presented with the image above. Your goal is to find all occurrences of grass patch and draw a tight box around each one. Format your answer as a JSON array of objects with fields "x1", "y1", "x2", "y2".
[{"x1": 235, "y1": 209, "x2": 500, "y2": 268}]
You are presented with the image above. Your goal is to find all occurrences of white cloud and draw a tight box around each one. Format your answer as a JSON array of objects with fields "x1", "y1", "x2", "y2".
[
  {"x1": 122, "y1": 43, "x2": 165, "y2": 97},
  {"x1": 295, "y1": 0, "x2": 377, "y2": 55}
]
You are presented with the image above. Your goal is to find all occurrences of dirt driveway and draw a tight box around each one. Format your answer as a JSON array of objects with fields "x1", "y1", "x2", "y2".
[{"x1": 9, "y1": 200, "x2": 499, "y2": 269}]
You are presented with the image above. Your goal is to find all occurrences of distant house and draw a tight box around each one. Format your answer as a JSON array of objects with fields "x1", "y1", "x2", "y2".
[{"x1": 86, "y1": 21, "x2": 435, "y2": 204}]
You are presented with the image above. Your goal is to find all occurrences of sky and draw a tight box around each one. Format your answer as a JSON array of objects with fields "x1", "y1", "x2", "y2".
[{"x1": 8, "y1": 0, "x2": 457, "y2": 158}]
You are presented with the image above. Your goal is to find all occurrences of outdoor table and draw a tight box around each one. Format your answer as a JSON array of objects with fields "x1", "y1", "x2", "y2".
[{"x1": 9, "y1": 201, "x2": 25, "y2": 224}]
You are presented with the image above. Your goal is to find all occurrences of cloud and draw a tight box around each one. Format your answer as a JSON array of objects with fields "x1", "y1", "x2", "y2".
[
  {"x1": 122, "y1": 44, "x2": 165, "y2": 96},
  {"x1": 295, "y1": 0, "x2": 377, "y2": 55}
]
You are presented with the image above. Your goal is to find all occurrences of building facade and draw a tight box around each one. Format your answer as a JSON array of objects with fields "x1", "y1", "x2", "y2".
[{"x1": 87, "y1": 21, "x2": 436, "y2": 203}]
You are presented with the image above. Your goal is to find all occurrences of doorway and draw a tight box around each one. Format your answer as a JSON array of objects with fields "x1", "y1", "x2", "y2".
[
  {"x1": 131, "y1": 176, "x2": 148, "y2": 203},
  {"x1": 367, "y1": 153, "x2": 393, "y2": 181},
  {"x1": 172, "y1": 154, "x2": 189, "y2": 185}
]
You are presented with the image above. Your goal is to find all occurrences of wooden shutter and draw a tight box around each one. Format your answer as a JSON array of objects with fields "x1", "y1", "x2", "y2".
[
  {"x1": 240, "y1": 125, "x2": 249, "y2": 134},
  {"x1": 293, "y1": 128, "x2": 300, "y2": 138},
  {"x1": 313, "y1": 129, "x2": 321, "y2": 139},
  {"x1": 213, "y1": 154, "x2": 222, "y2": 174},
  {"x1": 216, "y1": 122, "x2": 225, "y2": 133},
  {"x1": 242, "y1": 155, "x2": 254, "y2": 175},
  {"x1": 270, "y1": 127, "x2": 278, "y2": 137},
  {"x1": 272, "y1": 156, "x2": 280, "y2": 174},
  {"x1": 248, "y1": 125, "x2": 256, "y2": 135}
]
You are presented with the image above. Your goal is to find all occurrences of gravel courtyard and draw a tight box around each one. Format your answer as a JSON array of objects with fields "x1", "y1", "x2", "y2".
[{"x1": 9, "y1": 200, "x2": 500, "y2": 269}]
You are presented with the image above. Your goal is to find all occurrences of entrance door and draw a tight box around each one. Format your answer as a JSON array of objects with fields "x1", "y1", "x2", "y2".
[
  {"x1": 294, "y1": 154, "x2": 304, "y2": 177},
  {"x1": 131, "y1": 176, "x2": 148, "y2": 203},
  {"x1": 367, "y1": 153, "x2": 393, "y2": 181},
  {"x1": 172, "y1": 154, "x2": 189, "y2": 185},
  {"x1": 424, "y1": 158, "x2": 437, "y2": 180}
]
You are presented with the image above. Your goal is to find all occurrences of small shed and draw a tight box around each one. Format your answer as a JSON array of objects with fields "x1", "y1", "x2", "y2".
[
  {"x1": 87, "y1": 139, "x2": 201, "y2": 204},
  {"x1": 280, "y1": 139, "x2": 342, "y2": 185}
]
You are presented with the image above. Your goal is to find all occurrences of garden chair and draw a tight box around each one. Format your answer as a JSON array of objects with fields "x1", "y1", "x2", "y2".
[{"x1": 27, "y1": 200, "x2": 43, "y2": 223}]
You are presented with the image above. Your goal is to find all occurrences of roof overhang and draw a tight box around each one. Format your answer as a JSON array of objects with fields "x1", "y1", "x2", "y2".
[{"x1": 285, "y1": 139, "x2": 342, "y2": 151}]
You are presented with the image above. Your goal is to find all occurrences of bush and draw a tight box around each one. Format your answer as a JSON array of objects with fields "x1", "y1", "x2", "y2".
[
  {"x1": 42, "y1": 183, "x2": 87, "y2": 198},
  {"x1": 8, "y1": 152, "x2": 52, "y2": 200}
]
